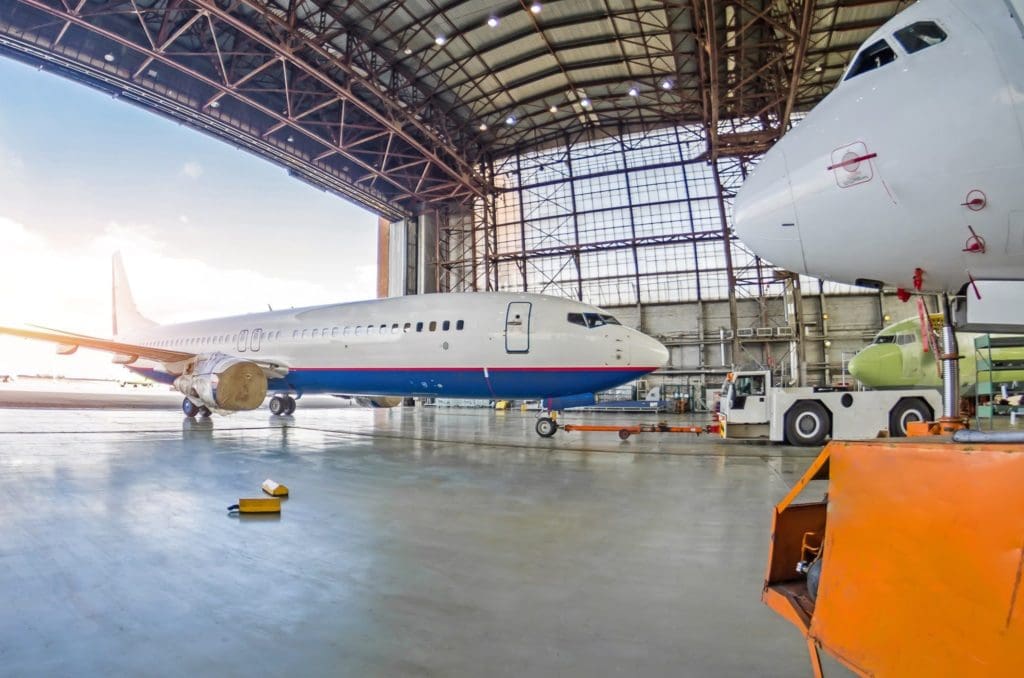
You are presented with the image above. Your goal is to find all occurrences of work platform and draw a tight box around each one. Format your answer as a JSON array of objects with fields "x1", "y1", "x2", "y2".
[{"x1": 0, "y1": 405, "x2": 817, "y2": 676}]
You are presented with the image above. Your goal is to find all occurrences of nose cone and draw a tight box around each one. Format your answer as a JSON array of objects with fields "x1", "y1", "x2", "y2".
[
  {"x1": 635, "y1": 332, "x2": 670, "y2": 369},
  {"x1": 733, "y1": 145, "x2": 807, "y2": 275},
  {"x1": 848, "y1": 345, "x2": 902, "y2": 387}
]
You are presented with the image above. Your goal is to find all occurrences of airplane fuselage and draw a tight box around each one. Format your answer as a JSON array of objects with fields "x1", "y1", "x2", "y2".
[
  {"x1": 735, "y1": 0, "x2": 1024, "y2": 295},
  {"x1": 121, "y1": 292, "x2": 668, "y2": 400}
]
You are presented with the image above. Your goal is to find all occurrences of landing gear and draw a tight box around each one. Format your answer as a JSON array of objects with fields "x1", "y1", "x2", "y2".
[
  {"x1": 269, "y1": 394, "x2": 296, "y2": 416},
  {"x1": 536, "y1": 416, "x2": 558, "y2": 437},
  {"x1": 182, "y1": 398, "x2": 201, "y2": 418}
]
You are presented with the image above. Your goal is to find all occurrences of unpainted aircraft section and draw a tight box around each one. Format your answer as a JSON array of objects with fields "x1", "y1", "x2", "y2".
[{"x1": 1, "y1": 0, "x2": 1023, "y2": 676}]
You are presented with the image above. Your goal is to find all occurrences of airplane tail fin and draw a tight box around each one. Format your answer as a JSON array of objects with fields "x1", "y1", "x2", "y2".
[{"x1": 112, "y1": 252, "x2": 157, "y2": 336}]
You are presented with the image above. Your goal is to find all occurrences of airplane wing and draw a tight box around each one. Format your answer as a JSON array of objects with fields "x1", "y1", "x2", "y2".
[
  {"x1": 0, "y1": 325, "x2": 194, "y2": 363},
  {"x1": 0, "y1": 325, "x2": 292, "y2": 379}
]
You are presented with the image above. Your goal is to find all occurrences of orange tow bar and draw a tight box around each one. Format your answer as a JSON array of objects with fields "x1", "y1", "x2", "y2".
[{"x1": 561, "y1": 422, "x2": 719, "y2": 440}]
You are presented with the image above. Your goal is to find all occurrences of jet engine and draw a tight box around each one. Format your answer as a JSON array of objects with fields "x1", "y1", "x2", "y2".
[
  {"x1": 353, "y1": 396, "x2": 404, "y2": 408},
  {"x1": 173, "y1": 353, "x2": 267, "y2": 412}
]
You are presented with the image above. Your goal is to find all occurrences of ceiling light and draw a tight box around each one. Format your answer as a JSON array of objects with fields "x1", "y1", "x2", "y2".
[
  {"x1": 530, "y1": 2, "x2": 542, "y2": 14},
  {"x1": 815, "y1": 64, "x2": 823, "y2": 73},
  {"x1": 434, "y1": 35, "x2": 446, "y2": 46},
  {"x1": 478, "y1": 122, "x2": 488, "y2": 131},
  {"x1": 404, "y1": 47, "x2": 412, "y2": 55},
  {"x1": 287, "y1": 134, "x2": 295, "y2": 143},
  {"x1": 209, "y1": 100, "x2": 220, "y2": 109},
  {"x1": 487, "y1": 16, "x2": 499, "y2": 28},
  {"x1": 660, "y1": 78, "x2": 673, "y2": 90},
  {"x1": 505, "y1": 115, "x2": 516, "y2": 125},
  {"x1": 628, "y1": 86, "x2": 639, "y2": 97},
  {"x1": 549, "y1": 105, "x2": 558, "y2": 113},
  {"x1": 580, "y1": 97, "x2": 591, "y2": 108},
  {"x1": 103, "y1": 53, "x2": 115, "y2": 62}
]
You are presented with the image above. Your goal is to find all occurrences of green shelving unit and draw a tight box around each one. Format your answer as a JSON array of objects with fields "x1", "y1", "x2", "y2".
[{"x1": 974, "y1": 335, "x2": 1024, "y2": 429}]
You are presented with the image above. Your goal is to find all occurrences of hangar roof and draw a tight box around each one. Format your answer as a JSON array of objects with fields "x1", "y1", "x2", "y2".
[{"x1": 0, "y1": 1, "x2": 912, "y2": 217}]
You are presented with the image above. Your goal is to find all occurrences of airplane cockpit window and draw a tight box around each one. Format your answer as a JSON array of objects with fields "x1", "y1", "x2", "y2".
[
  {"x1": 569, "y1": 312, "x2": 622, "y2": 328},
  {"x1": 894, "y1": 21, "x2": 947, "y2": 54},
  {"x1": 872, "y1": 335, "x2": 897, "y2": 345},
  {"x1": 845, "y1": 39, "x2": 897, "y2": 80}
]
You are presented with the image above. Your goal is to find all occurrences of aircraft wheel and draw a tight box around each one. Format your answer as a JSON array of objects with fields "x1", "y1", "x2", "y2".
[
  {"x1": 198, "y1": 406, "x2": 212, "y2": 418},
  {"x1": 536, "y1": 417, "x2": 557, "y2": 438},
  {"x1": 284, "y1": 396, "x2": 297, "y2": 416},
  {"x1": 269, "y1": 395, "x2": 287, "y2": 416},
  {"x1": 784, "y1": 401, "x2": 830, "y2": 446},
  {"x1": 182, "y1": 398, "x2": 201, "y2": 418},
  {"x1": 889, "y1": 397, "x2": 931, "y2": 437},
  {"x1": 806, "y1": 557, "x2": 823, "y2": 602},
  {"x1": 618, "y1": 429, "x2": 631, "y2": 440}
]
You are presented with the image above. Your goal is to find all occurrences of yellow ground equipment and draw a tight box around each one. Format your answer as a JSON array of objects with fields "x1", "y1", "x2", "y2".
[
  {"x1": 261, "y1": 479, "x2": 289, "y2": 497},
  {"x1": 764, "y1": 438, "x2": 1024, "y2": 675},
  {"x1": 227, "y1": 497, "x2": 281, "y2": 514}
]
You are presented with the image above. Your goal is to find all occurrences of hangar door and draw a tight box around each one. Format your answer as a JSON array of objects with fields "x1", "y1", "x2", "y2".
[{"x1": 505, "y1": 302, "x2": 532, "y2": 353}]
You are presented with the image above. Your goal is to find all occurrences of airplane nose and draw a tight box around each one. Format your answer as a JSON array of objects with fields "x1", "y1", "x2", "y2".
[
  {"x1": 847, "y1": 346, "x2": 901, "y2": 387},
  {"x1": 733, "y1": 145, "x2": 807, "y2": 275},
  {"x1": 635, "y1": 332, "x2": 670, "y2": 368}
]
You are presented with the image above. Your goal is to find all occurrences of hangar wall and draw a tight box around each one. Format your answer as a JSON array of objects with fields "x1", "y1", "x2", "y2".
[{"x1": 381, "y1": 122, "x2": 910, "y2": 390}]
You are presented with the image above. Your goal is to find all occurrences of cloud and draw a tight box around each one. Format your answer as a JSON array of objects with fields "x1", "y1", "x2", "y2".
[{"x1": 180, "y1": 161, "x2": 203, "y2": 179}]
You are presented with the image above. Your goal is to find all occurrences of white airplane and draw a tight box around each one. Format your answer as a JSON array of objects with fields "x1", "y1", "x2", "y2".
[
  {"x1": 734, "y1": 0, "x2": 1024, "y2": 329},
  {"x1": 0, "y1": 255, "x2": 668, "y2": 419}
]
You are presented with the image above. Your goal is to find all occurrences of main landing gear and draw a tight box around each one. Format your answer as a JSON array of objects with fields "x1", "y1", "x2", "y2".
[
  {"x1": 181, "y1": 398, "x2": 211, "y2": 418},
  {"x1": 269, "y1": 394, "x2": 297, "y2": 416}
]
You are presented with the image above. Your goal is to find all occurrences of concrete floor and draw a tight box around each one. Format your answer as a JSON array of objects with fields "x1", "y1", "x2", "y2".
[{"x1": 0, "y1": 404, "x2": 825, "y2": 676}]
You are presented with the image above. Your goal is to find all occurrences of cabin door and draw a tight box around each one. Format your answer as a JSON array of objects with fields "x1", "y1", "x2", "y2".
[{"x1": 505, "y1": 302, "x2": 532, "y2": 353}]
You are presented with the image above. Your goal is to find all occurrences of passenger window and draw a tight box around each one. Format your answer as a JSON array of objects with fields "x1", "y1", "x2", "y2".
[
  {"x1": 392, "y1": 323, "x2": 400, "y2": 334},
  {"x1": 322, "y1": 327, "x2": 329, "y2": 337},
  {"x1": 894, "y1": 21, "x2": 947, "y2": 54},
  {"x1": 416, "y1": 322, "x2": 424, "y2": 332},
  {"x1": 442, "y1": 320, "x2": 451, "y2": 331},
  {"x1": 343, "y1": 326, "x2": 351, "y2": 336},
  {"x1": 292, "y1": 330, "x2": 298, "y2": 339},
  {"x1": 403, "y1": 322, "x2": 411, "y2": 333},
  {"x1": 456, "y1": 320, "x2": 464, "y2": 330},
  {"x1": 429, "y1": 321, "x2": 437, "y2": 332},
  {"x1": 845, "y1": 39, "x2": 897, "y2": 80},
  {"x1": 355, "y1": 326, "x2": 363, "y2": 336},
  {"x1": 312, "y1": 328, "x2": 319, "y2": 338},
  {"x1": 379, "y1": 325, "x2": 387, "y2": 335},
  {"x1": 301, "y1": 329, "x2": 308, "y2": 339}
]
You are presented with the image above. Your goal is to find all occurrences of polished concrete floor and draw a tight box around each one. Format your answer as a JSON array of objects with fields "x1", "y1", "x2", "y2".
[{"x1": 0, "y1": 404, "x2": 825, "y2": 676}]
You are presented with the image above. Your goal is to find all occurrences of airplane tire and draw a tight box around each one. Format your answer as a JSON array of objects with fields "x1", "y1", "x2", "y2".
[
  {"x1": 806, "y1": 557, "x2": 823, "y2": 602},
  {"x1": 889, "y1": 397, "x2": 931, "y2": 437},
  {"x1": 198, "y1": 406, "x2": 212, "y2": 418},
  {"x1": 536, "y1": 417, "x2": 557, "y2": 437},
  {"x1": 784, "y1": 401, "x2": 830, "y2": 446},
  {"x1": 618, "y1": 429, "x2": 631, "y2": 440},
  {"x1": 284, "y1": 396, "x2": 296, "y2": 415},
  {"x1": 182, "y1": 398, "x2": 200, "y2": 418},
  {"x1": 269, "y1": 395, "x2": 287, "y2": 416}
]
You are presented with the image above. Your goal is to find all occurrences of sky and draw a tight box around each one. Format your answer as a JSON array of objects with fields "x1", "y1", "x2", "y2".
[{"x1": 0, "y1": 57, "x2": 379, "y2": 378}]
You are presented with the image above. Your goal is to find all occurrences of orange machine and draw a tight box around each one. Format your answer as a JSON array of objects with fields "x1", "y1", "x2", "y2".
[{"x1": 764, "y1": 438, "x2": 1024, "y2": 676}]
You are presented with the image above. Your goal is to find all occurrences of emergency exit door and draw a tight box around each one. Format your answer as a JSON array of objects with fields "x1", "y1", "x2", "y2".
[{"x1": 505, "y1": 302, "x2": 532, "y2": 353}]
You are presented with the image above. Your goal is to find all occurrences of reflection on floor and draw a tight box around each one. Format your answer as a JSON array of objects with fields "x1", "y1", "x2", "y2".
[{"x1": 0, "y1": 407, "x2": 821, "y2": 677}]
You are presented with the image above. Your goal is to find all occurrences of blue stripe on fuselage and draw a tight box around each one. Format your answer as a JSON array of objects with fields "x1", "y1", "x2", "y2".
[{"x1": 128, "y1": 366, "x2": 651, "y2": 398}]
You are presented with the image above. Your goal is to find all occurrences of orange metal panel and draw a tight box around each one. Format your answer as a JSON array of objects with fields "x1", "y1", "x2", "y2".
[{"x1": 809, "y1": 440, "x2": 1024, "y2": 675}]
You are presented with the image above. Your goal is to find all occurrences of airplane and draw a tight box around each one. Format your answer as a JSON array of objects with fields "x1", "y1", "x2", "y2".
[
  {"x1": 733, "y1": 0, "x2": 1024, "y2": 330},
  {"x1": 847, "y1": 316, "x2": 1024, "y2": 394},
  {"x1": 0, "y1": 255, "x2": 669, "y2": 419}
]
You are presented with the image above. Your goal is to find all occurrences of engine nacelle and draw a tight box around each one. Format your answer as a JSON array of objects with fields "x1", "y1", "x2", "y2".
[
  {"x1": 353, "y1": 396, "x2": 404, "y2": 408},
  {"x1": 173, "y1": 353, "x2": 267, "y2": 412}
]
